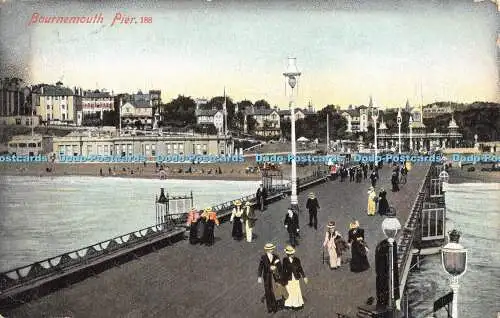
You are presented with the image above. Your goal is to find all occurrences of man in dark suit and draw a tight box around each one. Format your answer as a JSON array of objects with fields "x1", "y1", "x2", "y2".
[
  {"x1": 375, "y1": 238, "x2": 400, "y2": 309},
  {"x1": 256, "y1": 184, "x2": 268, "y2": 211},
  {"x1": 306, "y1": 192, "x2": 320, "y2": 230},
  {"x1": 258, "y1": 243, "x2": 282, "y2": 314},
  {"x1": 284, "y1": 209, "x2": 300, "y2": 247}
]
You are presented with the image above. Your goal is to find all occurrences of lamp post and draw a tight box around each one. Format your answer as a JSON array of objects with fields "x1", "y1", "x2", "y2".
[
  {"x1": 397, "y1": 108, "x2": 402, "y2": 154},
  {"x1": 382, "y1": 216, "x2": 402, "y2": 317},
  {"x1": 371, "y1": 107, "x2": 379, "y2": 165},
  {"x1": 439, "y1": 170, "x2": 450, "y2": 193},
  {"x1": 283, "y1": 57, "x2": 301, "y2": 211},
  {"x1": 409, "y1": 116, "x2": 413, "y2": 152},
  {"x1": 441, "y1": 230, "x2": 467, "y2": 318}
]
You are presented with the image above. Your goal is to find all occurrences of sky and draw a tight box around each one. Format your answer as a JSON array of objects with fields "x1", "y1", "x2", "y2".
[{"x1": 0, "y1": 0, "x2": 498, "y2": 109}]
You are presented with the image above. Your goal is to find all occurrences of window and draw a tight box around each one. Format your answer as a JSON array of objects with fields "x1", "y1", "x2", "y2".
[
  {"x1": 62, "y1": 114, "x2": 66, "y2": 120},
  {"x1": 202, "y1": 144, "x2": 207, "y2": 155},
  {"x1": 104, "y1": 145, "x2": 109, "y2": 154},
  {"x1": 98, "y1": 145, "x2": 103, "y2": 154},
  {"x1": 127, "y1": 144, "x2": 132, "y2": 155},
  {"x1": 87, "y1": 145, "x2": 92, "y2": 155},
  {"x1": 166, "y1": 144, "x2": 171, "y2": 155},
  {"x1": 58, "y1": 145, "x2": 64, "y2": 155},
  {"x1": 151, "y1": 144, "x2": 156, "y2": 156},
  {"x1": 196, "y1": 144, "x2": 201, "y2": 155},
  {"x1": 47, "y1": 105, "x2": 50, "y2": 110},
  {"x1": 179, "y1": 144, "x2": 184, "y2": 155},
  {"x1": 173, "y1": 144, "x2": 178, "y2": 154}
]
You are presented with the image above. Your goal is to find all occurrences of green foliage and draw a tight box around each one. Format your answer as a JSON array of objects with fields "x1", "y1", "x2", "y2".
[
  {"x1": 254, "y1": 99, "x2": 271, "y2": 109},
  {"x1": 161, "y1": 95, "x2": 197, "y2": 125}
]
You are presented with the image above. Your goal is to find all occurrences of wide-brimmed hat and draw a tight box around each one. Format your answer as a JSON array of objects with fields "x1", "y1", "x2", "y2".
[
  {"x1": 284, "y1": 245, "x2": 296, "y2": 255},
  {"x1": 308, "y1": 192, "x2": 315, "y2": 198},
  {"x1": 264, "y1": 243, "x2": 276, "y2": 251},
  {"x1": 350, "y1": 220, "x2": 360, "y2": 229},
  {"x1": 245, "y1": 201, "x2": 252, "y2": 206},
  {"x1": 189, "y1": 207, "x2": 197, "y2": 212},
  {"x1": 327, "y1": 221, "x2": 336, "y2": 229},
  {"x1": 234, "y1": 200, "x2": 242, "y2": 206},
  {"x1": 368, "y1": 186, "x2": 374, "y2": 191},
  {"x1": 205, "y1": 207, "x2": 213, "y2": 212}
]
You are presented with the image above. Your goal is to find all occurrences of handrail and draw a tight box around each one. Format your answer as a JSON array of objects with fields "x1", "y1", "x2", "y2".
[{"x1": 0, "y1": 170, "x2": 330, "y2": 294}]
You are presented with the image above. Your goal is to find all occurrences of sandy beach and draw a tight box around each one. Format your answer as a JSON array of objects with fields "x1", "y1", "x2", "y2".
[
  {"x1": 0, "y1": 161, "x2": 325, "y2": 181},
  {"x1": 448, "y1": 166, "x2": 500, "y2": 184}
]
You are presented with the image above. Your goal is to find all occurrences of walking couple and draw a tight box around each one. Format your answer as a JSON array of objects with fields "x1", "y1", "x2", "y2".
[
  {"x1": 257, "y1": 243, "x2": 308, "y2": 314},
  {"x1": 230, "y1": 199, "x2": 257, "y2": 242}
]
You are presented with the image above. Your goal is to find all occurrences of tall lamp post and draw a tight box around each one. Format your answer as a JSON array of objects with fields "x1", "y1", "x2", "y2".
[
  {"x1": 409, "y1": 116, "x2": 413, "y2": 152},
  {"x1": 382, "y1": 216, "x2": 402, "y2": 317},
  {"x1": 371, "y1": 107, "x2": 379, "y2": 165},
  {"x1": 283, "y1": 57, "x2": 301, "y2": 211},
  {"x1": 441, "y1": 229, "x2": 467, "y2": 318},
  {"x1": 397, "y1": 108, "x2": 402, "y2": 154}
]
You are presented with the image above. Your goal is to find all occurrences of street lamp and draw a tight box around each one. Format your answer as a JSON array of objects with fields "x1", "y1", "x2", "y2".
[
  {"x1": 397, "y1": 108, "x2": 402, "y2": 154},
  {"x1": 441, "y1": 230, "x2": 467, "y2": 318},
  {"x1": 371, "y1": 107, "x2": 379, "y2": 165},
  {"x1": 409, "y1": 116, "x2": 413, "y2": 152},
  {"x1": 382, "y1": 216, "x2": 402, "y2": 317},
  {"x1": 283, "y1": 57, "x2": 301, "y2": 212},
  {"x1": 439, "y1": 170, "x2": 450, "y2": 192}
]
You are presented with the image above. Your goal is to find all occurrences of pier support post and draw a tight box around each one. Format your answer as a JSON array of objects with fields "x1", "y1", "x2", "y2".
[{"x1": 450, "y1": 276, "x2": 459, "y2": 318}]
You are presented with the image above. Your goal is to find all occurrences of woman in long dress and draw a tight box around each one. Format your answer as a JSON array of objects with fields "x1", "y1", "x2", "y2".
[
  {"x1": 367, "y1": 186, "x2": 377, "y2": 216},
  {"x1": 282, "y1": 245, "x2": 308, "y2": 311},
  {"x1": 348, "y1": 220, "x2": 370, "y2": 273},
  {"x1": 377, "y1": 188, "x2": 390, "y2": 215},
  {"x1": 186, "y1": 208, "x2": 200, "y2": 244},
  {"x1": 230, "y1": 200, "x2": 244, "y2": 240},
  {"x1": 242, "y1": 201, "x2": 257, "y2": 242},
  {"x1": 323, "y1": 221, "x2": 342, "y2": 269}
]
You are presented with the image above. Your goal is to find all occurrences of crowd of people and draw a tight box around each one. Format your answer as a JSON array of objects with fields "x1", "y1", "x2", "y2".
[{"x1": 183, "y1": 160, "x2": 411, "y2": 314}]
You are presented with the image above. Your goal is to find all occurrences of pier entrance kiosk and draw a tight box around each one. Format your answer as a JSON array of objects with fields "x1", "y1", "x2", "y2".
[
  {"x1": 261, "y1": 167, "x2": 285, "y2": 193},
  {"x1": 155, "y1": 188, "x2": 194, "y2": 228}
]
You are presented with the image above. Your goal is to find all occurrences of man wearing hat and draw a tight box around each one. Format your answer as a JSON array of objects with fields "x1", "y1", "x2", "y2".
[
  {"x1": 258, "y1": 243, "x2": 282, "y2": 313},
  {"x1": 306, "y1": 192, "x2": 320, "y2": 230},
  {"x1": 367, "y1": 186, "x2": 377, "y2": 216},
  {"x1": 369, "y1": 169, "x2": 378, "y2": 187},
  {"x1": 230, "y1": 200, "x2": 244, "y2": 241},
  {"x1": 242, "y1": 201, "x2": 257, "y2": 242},
  {"x1": 282, "y1": 245, "x2": 308, "y2": 310},
  {"x1": 256, "y1": 184, "x2": 268, "y2": 211},
  {"x1": 284, "y1": 208, "x2": 300, "y2": 247}
]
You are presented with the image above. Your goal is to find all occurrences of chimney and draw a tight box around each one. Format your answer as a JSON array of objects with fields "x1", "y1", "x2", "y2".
[{"x1": 41, "y1": 86, "x2": 44, "y2": 95}]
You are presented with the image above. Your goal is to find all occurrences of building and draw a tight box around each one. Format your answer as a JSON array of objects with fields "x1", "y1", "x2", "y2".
[
  {"x1": 82, "y1": 89, "x2": 114, "y2": 119},
  {"x1": 7, "y1": 134, "x2": 52, "y2": 156},
  {"x1": 422, "y1": 103, "x2": 453, "y2": 119},
  {"x1": 120, "y1": 100, "x2": 153, "y2": 128},
  {"x1": 51, "y1": 130, "x2": 234, "y2": 158},
  {"x1": 341, "y1": 106, "x2": 370, "y2": 133},
  {"x1": 34, "y1": 82, "x2": 83, "y2": 126},
  {"x1": 0, "y1": 78, "x2": 29, "y2": 117},
  {"x1": 195, "y1": 109, "x2": 224, "y2": 134}
]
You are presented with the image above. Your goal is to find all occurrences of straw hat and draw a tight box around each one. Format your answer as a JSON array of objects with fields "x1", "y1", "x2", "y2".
[
  {"x1": 264, "y1": 243, "x2": 276, "y2": 251},
  {"x1": 308, "y1": 192, "x2": 315, "y2": 198},
  {"x1": 205, "y1": 207, "x2": 213, "y2": 212},
  {"x1": 368, "y1": 186, "x2": 374, "y2": 191},
  {"x1": 284, "y1": 245, "x2": 296, "y2": 255},
  {"x1": 245, "y1": 201, "x2": 252, "y2": 207},
  {"x1": 189, "y1": 207, "x2": 197, "y2": 212},
  {"x1": 234, "y1": 200, "x2": 242, "y2": 206},
  {"x1": 327, "y1": 221, "x2": 336, "y2": 229}
]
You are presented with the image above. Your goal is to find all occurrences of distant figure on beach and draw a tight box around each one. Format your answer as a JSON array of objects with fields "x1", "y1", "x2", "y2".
[
  {"x1": 367, "y1": 186, "x2": 377, "y2": 216},
  {"x1": 282, "y1": 245, "x2": 308, "y2": 311},
  {"x1": 242, "y1": 201, "x2": 257, "y2": 242},
  {"x1": 201, "y1": 207, "x2": 219, "y2": 246},
  {"x1": 230, "y1": 200, "x2": 244, "y2": 241},
  {"x1": 306, "y1": 192, "x2": 320, "y2": 230},
  {"x1": 377, "y1": 189, "x2": 390, "y2": 215},
  {"x1": 256, "y1": 184, "x2": 268, "y2": 211},
  {"x1": 284, "y1": 208, "x2": 300, "y2": 247},
  {"x1": 356, "y1": 168, "x2": 362, "y2": 183},
  {"x1": 99, "y1": 168, "x2": 103, "y2": 176},
  {"x1": 186, "y1": 208, "x2": 200, "y2": 244},
  {"x1": 348, "y1": 220, "x2": 370, "y2": 273},
  {"x1": 370, "y1": 170, "x2": 378, "y2": 187}
]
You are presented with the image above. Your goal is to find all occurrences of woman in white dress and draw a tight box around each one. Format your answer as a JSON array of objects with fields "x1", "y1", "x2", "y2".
[
  {"x1": 282, "y1": 245, "x2": 308, "y2": 311},
  {"x1": 323, "y1": 221, "x2": 342, "y2": 269}
]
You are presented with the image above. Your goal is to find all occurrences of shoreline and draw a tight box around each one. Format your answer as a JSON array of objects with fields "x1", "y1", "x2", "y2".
[{"x1": 448, "y1": 167, "x2": 500, "y2": 184}]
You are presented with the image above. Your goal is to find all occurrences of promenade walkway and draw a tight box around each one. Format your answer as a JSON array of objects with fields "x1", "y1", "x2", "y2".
[{"x1": 4, "y1": 164, "x2": 429, "y2": 318}]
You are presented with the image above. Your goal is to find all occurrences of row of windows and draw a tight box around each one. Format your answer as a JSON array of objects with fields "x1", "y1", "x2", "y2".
[
  {"x1": 57, "y1": 143, "x2": 210, "y2": 156},
  {"x1": 45, "y1": 96, "x2": 70, "y2": 100},
  {"x1": 9, "y1": 142, "x2": 41, "y2": 148},
  {"x1": 47, "y1": 105, "x2": 67, "y2": 110}
]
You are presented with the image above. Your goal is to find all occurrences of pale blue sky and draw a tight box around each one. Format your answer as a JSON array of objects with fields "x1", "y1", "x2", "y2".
[{"x1": 0, "y1": 0, "x2": 498, "y2": 108}]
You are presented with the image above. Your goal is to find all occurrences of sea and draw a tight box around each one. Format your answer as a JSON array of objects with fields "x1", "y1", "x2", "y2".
[
  {"x1": 406, "y1": 182, "x2": 500, "y2": 318},
  {"x1": 0, "y1": 176, "x2": 259, "y2": 272}
]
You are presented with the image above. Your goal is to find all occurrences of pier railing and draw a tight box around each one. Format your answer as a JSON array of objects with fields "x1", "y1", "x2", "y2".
[
  {"x1": 0, "y1": 169, "x2": 329, "y2": 299},
  {"x1": 0, "y1": 222, "x2": 182, "y2": 295}
]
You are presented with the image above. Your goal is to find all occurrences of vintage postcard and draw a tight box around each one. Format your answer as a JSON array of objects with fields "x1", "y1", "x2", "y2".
[{"x1": 0, "y1": 0, "x2": 498, "y2": 317}]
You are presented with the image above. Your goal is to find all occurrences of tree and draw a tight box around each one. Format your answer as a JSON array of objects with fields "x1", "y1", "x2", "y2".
[
  {"x1": 161, "y1": 95, "x2": 197, "y2": 125},
  {"x1": 238, "y1": 100, "x2": 253, "y2": 113},
  {"x1": 254, "y1": 99, "x2": 271, "y2": 110},
  {"x1": 246, "y1": 115, "x2": 257, "y2": 133},
  {"x1": 207, "y1": 96, "x2": 236, "y2": 129},
  {"x1": 102, "y1": 110, "x2": 118, "y2": 126}
]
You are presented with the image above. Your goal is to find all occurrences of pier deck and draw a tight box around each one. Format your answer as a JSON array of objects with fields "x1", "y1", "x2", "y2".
[{"x1": 4, "y1": 164, "x2": 429, "y2": 318}]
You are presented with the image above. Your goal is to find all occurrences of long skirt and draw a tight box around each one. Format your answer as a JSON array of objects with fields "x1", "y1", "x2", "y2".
[
  {"x1": 245, "y1": 221, "x2": 253, "y2": 242},
  {"x1": 284, "y1": 277, "x2": 304, "y2": 308},
  {"x1": 203, "y1": 220, "x2": 215, "y2": 245},
  {"x1": 197, "y1": 219, "x2": 206, "y2": 242},
  {"x1": 189, "y1": 222, "x2": 198, "y2": 244},
  {"x1": 231, "y1": 217, "x2": 243, "y2": 240},
  {"x1": 350, "y1": 242, "x2": 370, "y2": 272}
]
